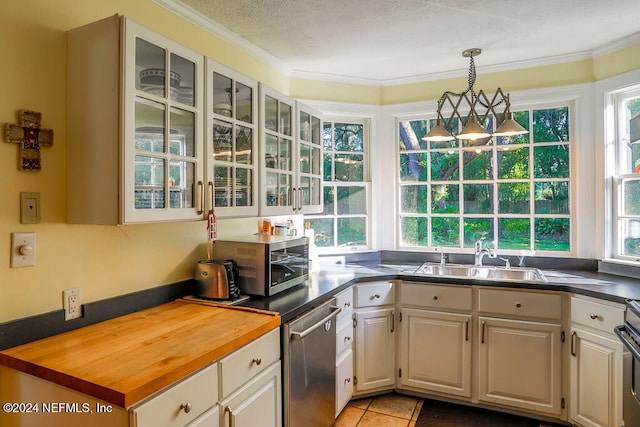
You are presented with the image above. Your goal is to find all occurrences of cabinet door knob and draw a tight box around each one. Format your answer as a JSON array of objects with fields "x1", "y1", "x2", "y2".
[
  {"x1": 433, "y1": 295, "x2": 439, "y2": 300},
  {"x1": 589, "y1": 313, "x2": 599, "y2": 320},
  {"x1": 344, "y1": 336, "x2": 351, "y2": 342},
  {"x1": 251, "y1": 357, "x2": 262, "y2": 366},
  {"x1": 180, "y1": 402, "x2": 192, "y2": 413},
  {"x1": 345, "y1": 377, "x2": 351, "y2": 384},
  {"x1": 515, "y1": 303, "x2": 522, "y2": 308},
  {"x1": 344, "y1": 302, "x2": 351, "y2": 308}
]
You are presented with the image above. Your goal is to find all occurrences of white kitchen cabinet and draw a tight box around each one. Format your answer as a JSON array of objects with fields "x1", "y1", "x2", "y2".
[
  {"x1": 131, "y1": 362, "x2": 218, "y2": 427},
  {"x1": 477, "y1": 316, "x2": 562, "y2": 416},
  {"x1": 258, "y1": 85, "x2": 323, "y2": 215},
  {"x1": 353, "y1": 281, "x2": 396, "y2": 394},
  {"x1": 294, "y1": 101, "x2": 323, "y2": 214},
  {"x1": 398, "y1": 282, "x2": 473, "y2": 398},
  {"x1": 335, "y1": 287, "x2": 354, "y2": 417},
  {"x1": 219, "y1": 362, "x2": 281, "y2": 427},
  {"x1": 206, "y1": 60, "x2": 259, "y2": 217},
  {"x1": 67, "y1": 15, "x2": 205, "y2": 224},
  {"x1": 569, "y1": 296, "x2": 625, "y2": 427},
  {"x1": 399, "y1": 308, "x2": 472, "y2": 398}
]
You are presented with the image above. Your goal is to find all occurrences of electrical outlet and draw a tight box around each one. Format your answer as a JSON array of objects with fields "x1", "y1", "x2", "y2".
[{"x1": 63, "y1": 288, "x2": 82, "y2": 321}]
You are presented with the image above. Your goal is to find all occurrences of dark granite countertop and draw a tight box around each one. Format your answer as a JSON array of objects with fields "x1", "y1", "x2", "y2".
[{"x1": 240, "y1": 263, "x2": 640, "y2": 323}]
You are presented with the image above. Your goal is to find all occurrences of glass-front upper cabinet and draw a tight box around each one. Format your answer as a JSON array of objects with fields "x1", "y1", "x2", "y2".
[
  {"x1": 259, "y1": 84, "x2": 296, "y2": 215},
  {"x1": 206, "y1": 60, "x2": 258, "y2": 217},
  {"x1": 125, "y1": 21, "x2": 204, "y2": 222},
  {"x1": 67, "y1": 15, "x2": 204, "y2": 224},
  {"x1": 296, "y1": 101, "x2": 323, "y2": 214}
]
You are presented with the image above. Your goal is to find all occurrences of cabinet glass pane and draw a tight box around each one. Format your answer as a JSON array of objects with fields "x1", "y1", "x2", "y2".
[
  {"x1": 311, "y1": 177, "x2": 321, "y2": 205},
  {"x1": 212, "y1": 72, "x2": 232, "y2": 117},
  {"x1": 279, "y1": 138, "x2": 292, "y2": 171},
  {"x1": 135, "y1": 98, "x2": 165, "y2": 153},
  {"x1": 280, "y1": 102, "x2": 292, "y2": 136},
  {"x1": 213, "y1": 119, "x2": 232, "y2": 162},
  {"x1": 311, "y1": 116, "x2": 321, "y2": 145},
  {"x1": 236, "y1": 168, "x2": 252, "y2": 207},
  {"x1": 134, "y1": 156, "x2": 165, "y2": 209},
  {"x1": 236, "y1": 82, "x2": 253, "y2": 123},
  {"x1": 311, "y1": 147, "x2": 321, "y2": 175},
  {"x1": 266, "y1": 172, "x2": 278, "y2": 206},
  {"x1": 169, "y1": 160, "x2": 194, "y2": 208},
  {"x1": 214, "y1": 165, "x2": 232, "y2": 207},
  {"x1": 300, "y1": 143, "x2": 311, "y2": 174},
  {"x1": 300, "y1": 111, "x2": 310, "y2": 141},
  {"x1": 279, "y1": 173, "x2": 291, "y2": 205},
  {"x1": 265, "y1": 134, "x2": 278, "y2": 168},
  {"x1": 236, "y1": 125, "x2": 252, "y2": 165},
  {"x1": 265, "y1": 95, "x2": 278, "y2": 132},
  {"x1": 169, "y1": 107, "x2": 194, "y2": 157},
  {"x1": 136, "y1": 38, "x2": 166, "y2": 96},
  {"x1": 170, "y1": 53, "x2": 194, "y2": 106},
  {"x1": 300, "y1": 176, "x2": 310, "y2": 205}
]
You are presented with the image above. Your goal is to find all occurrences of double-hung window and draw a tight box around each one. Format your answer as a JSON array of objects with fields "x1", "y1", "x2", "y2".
[
  {"x1": 612, "y1": 87, "x2": 640, "y2": 260},
  {"x1": 305, "y1": 120, "x2": 370, "y2": 252},
  {"x1": 398, "y1": 105, "x2": 572, "y2": 253}
]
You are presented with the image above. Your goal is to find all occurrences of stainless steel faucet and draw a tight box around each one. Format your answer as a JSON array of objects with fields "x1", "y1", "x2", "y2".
[{"x1": 474, "y1": 239, "x2": 496, "y2": 266}]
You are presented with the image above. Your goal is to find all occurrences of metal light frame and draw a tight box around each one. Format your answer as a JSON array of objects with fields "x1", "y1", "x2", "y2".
[{"x1": 423, "y1": 48, "x2": 528, "y2": 142}]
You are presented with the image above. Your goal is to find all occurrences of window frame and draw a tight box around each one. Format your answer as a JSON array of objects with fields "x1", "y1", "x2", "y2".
[{"x1": 394, "y1": 100, "x2": 577, "y2": 256}]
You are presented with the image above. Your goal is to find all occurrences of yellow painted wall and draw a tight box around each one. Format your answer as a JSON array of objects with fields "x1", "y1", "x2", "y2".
[{"x1": 0, "y1": 0, "x2": 639, "y2": 324}]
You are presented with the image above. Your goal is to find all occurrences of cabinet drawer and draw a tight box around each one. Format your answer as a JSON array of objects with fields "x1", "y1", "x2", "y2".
[
  {"x1": 478, "y1": 288, "x2": 562, "y2": 320},
  {"x1": 131, "y1": 362, "x2": 218, "y2": 427},
  {"x1": 571, "y1": 296, "x2": 624, "y2": 334},
  {"x1": 401, "y1": 282, "x2": 472, "y2": 311},
  {"x1": 354, "y1": 282, "x2": 395, "y2": 308},
  {"x1": 335, "y1": 287, "x2": 353, "y2": 323},
  {"x1": 336, "y1": 318, "x2": 354, "y2": 356},
  {"x1": 219, "y1": 328, "x2": 279, "y2": 399}
]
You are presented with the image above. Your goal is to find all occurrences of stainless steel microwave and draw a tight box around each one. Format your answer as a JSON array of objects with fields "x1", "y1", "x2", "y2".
[{"x1": 211, "y1": 236, "x2": 309, "y2": 296}]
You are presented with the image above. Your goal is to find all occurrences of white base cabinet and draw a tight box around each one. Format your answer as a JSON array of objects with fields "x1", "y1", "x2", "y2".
[
  {"x1": 477, "y1": 316, "x2": 562, "y2": 416},
  {"x1": 399, "y1": 308, "x2": 472, "y2": 398},
  {"x1": 569, "y1": 295, "x2": 625, "y2": 427},
  {"x1": 335, "y1": 287, "x2": 354, "y2": 417}
]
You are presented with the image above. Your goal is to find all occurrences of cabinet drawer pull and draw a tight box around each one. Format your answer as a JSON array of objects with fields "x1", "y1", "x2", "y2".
[
  {"x1": 344, "y1": 302, "x2": 351, "y2": 308},
  {"x1": 589, "y1": 313, "x2": 599, "y2": 320},
  {"x1": 344, "y1": 377, "x2": 351, "y2": 384},
  {"x1": 370, "y1": 294, "x2": 380, "y2": 300},
  {"x1": 251, "y1": 357, "x2": 262, "y2": 366},
  {"x1": 433, "y1": 295, "x2": 439, "y2": 300},
  {"x1": 571, "y1": 331, "x2": 577, "y2": 356},
  {"x1": 344, "y1": 336, "x2": 351, "y2": 342},
  {"x1": 515, "y1": 303, "x2": 522, "y2": 308},
  {"x1": 180, "y1": 402, "x2": 192, "y2": 414}
]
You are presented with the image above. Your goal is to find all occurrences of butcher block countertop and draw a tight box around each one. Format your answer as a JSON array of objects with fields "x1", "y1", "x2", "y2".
[{"x1": 0, "y1": 300, "x2": 280, "y2": 408}]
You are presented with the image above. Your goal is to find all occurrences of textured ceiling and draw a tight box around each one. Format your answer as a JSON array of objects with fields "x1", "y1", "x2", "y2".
[{"x1": 175, "y1": 0, "x2": 640, "y2": 82}]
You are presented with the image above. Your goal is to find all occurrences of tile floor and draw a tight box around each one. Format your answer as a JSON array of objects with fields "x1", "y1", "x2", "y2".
[
  {"x1": 334, "y1": 393, "x2": 565, "y2": 427},
  {"x1": 335, "y1": 394, "x2": 421, "y2": 427}
]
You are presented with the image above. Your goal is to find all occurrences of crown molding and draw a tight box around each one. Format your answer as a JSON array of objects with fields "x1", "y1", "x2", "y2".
[
  {"x1": 151, "y1": 0, "x2": 290, "y2": 75},
  {"x1": 152, "y1": 0, "x2": 639, "y2": 87}
]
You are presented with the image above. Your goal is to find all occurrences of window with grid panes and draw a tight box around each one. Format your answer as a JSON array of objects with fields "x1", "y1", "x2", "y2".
[
  {"x1": 613, "y1": 88, "x2": 640, "y2": 261},
  {"x1": 305, "y1": 120, "x2": 370, "y2": 251},
  {"x1": 398, "y1": 106, "x2": 571, "y2": 252}
]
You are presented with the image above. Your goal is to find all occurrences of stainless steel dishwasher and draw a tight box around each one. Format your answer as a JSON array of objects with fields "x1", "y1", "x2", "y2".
[{"x1": 284, "y1": 298, "x2": 341, "y2": 427}]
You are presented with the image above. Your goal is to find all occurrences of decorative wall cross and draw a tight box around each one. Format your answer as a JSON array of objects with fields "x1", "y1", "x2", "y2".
[{"x1": 5, "y1": 110, "x2": 54, "y2": 170}]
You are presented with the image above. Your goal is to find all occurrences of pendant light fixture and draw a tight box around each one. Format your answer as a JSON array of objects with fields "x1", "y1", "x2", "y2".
[{"x1": 423, "y1": 48, "x2": 528, "y2": 142}]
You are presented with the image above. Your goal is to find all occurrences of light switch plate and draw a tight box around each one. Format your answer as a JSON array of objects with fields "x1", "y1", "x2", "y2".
[
  {"x1": 11, "y1": 232, "x2": 36, "y2": 267},
  {"x1": 20, "y1": 192, "x2": 41, "y2": 224}
]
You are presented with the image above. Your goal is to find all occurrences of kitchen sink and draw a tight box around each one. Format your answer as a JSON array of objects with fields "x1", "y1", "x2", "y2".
[{"x1": 414, "y1": 263, "x2": 547, "y2": 283}]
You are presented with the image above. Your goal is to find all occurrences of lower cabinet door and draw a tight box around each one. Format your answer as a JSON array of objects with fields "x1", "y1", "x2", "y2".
[
  {"x1": 220, "y1": 362, "x2": 281, "y2": 427},
  {"x1": 399, "y1": 308, "x2": 472, "y2": 398},
  {"x1": 336, "y1": 348, "x2": 354, "y2": 417},
  {"x1": 477, "y1": 317, "x2": 562, "y2": 416},
  {"x1": 569, "y1": 327, "x2": 623, "y2": 427},
  {"x1": 188, "y1": 405, "x2": 220, "y2": 427},
  {"x1": 354, "y1": 308, "x2": 395, "y2": 393}
]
